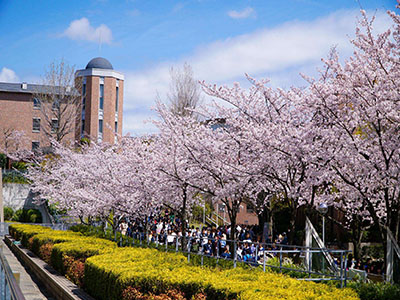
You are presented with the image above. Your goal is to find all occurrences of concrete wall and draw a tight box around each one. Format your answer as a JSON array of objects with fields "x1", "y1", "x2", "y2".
[{"x1": 2, "y1": 183, "x2": 51, "y2": 223}]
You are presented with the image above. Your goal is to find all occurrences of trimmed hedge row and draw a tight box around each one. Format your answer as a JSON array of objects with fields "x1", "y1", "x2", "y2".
[
  {"x1": 85, "y1": 247, "x2": 359, "y2": 300},
  {"x1": 10, "y1": 224, "x2": 359, "y2": 300},
  {"x1": 9, "y1": 224, "x2": 116, "y2": 286}
]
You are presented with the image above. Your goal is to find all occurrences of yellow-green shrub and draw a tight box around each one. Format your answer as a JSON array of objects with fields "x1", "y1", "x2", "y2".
[
  {"x1": 29, "y1": 231, "x2": 82, "y2": 255},
  {"x1": 51, "y1": 238, "x2": 116, "y2": 274},
  {"x1": 9, "y1": 224, "x2": 53, "y2": 247},
  {"x1": 10, "y1": 225, "x2": 359, "y2": 300},
  {"x1": 85, "y1": 248, "x2": 359, "y2": 300}
]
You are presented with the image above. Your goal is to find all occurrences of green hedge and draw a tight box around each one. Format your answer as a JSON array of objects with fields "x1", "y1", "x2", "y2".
[
  {"x1": 85, "y1": 247, "x2": 359, "y2": 300},
  {"x1": 348, "y1": 282, "x2": 400, "y2": 300},
  {"x1": 9, "y1": 224, "x2": 360, "y2": 300}
]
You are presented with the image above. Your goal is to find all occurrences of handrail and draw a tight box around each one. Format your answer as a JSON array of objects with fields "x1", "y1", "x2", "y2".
[
  {"x1": 0, "y1": 246, "x2": 25, "y2": 300},
  {"x1": 113, "y1": 230, "x2": 350, "y2": 286}
]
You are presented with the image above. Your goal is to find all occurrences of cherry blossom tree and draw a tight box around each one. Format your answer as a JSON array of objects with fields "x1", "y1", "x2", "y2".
[{"x1": 304, "y1": 6, "x2": 400, "y2": 245}]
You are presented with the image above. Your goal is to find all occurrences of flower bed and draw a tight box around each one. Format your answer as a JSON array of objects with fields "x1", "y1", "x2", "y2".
[{"x1": 9, "y1": 224, "x2": 359, "y2": 300}]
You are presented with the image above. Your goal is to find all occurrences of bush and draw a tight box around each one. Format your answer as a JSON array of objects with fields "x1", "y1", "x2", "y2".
[
  {"x1": 9, "y1": 224, "x2": 360, "y2": 300},
  {"x1": 0, "y1": 153, "x2": 6, "y2": 169},
  {"x1": 12, "y1": 209, "x2": 42, "y2": 223},
  {"x1": 9, "y1": 224, "x2": 53, "y2": 247},
  {"x1": 85, "y1": 247, "x2": 359, "y2": 300},
  {"x1": 11, "y1": 161, "x2": 28, "y2": 171},
  {"x1": 3, "y1": 206, "x2": 14, "y2": 221},
  {"x1": 348, "y1": 282, "x2": 400, "y2": 300},
  {"x1": 9, "y1": 224, "x2": 117, "y2": 289}
]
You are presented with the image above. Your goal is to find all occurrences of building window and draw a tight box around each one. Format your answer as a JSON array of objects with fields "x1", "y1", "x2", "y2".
[
  {"x1": 32, "y1": 118, "x2": 40, "y2": 132},
  {"x1": 33, "y1": 98, "x2": 41, "y2": 109},
  {"x1": 114, "y1": 121, "x2": 118, "y2": 133},
  {"x1": 51, "y1": 119, "x2": 58, "y2": 133},
  {"x1": 99, "y1": 83, "x2": 104, "y2": 111},
  {"x1": 82, "y1": 83, "x2": 86, "y2": 111},
  {"x1": 99, "y1": 119, "x2": 103, "y2": 134},
  {"x1": 81, "y1": 119, "x2": 85, "y2": 136},
  {"x1": 115, "y1": 86, "x2": 119, "y2": 112},
  {"x1": 32, "y1": 141, "x2": 40, "y2": 151},
  {"x1": 52, "y1": 99, "x2": 59, "y2": 111}
]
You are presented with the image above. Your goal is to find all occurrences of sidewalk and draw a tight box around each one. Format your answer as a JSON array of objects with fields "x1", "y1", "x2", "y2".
[{"x1": 1, "y1": 239, "x2": 54, "y2": 300}]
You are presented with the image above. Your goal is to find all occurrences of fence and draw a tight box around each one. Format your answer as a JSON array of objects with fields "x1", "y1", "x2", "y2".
[
  {"x1": 109, "y1": 230, "x2": 350, "y2": 287},
  {"x1": 386, "y1": 229, "x2": 400, "y2": 284},
  {"x1": 0, "y1": 222, "x2": 350, "y2": 287}
]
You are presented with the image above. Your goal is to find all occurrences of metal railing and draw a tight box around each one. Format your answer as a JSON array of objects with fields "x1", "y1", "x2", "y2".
[
  {"x1": 2, "y1": 222, "x2": 349, "y2": 287},
  {"x1": 0, "y1": 246, "x2": 25, "y2": 300},
  {"x1": 112, "y1": 231, "x2": 350, "y2": 287}
]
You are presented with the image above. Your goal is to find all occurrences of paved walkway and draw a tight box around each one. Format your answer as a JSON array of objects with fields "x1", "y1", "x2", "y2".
[{"x1": 1, "y1": 239, "x2": 54, "y2": 300}]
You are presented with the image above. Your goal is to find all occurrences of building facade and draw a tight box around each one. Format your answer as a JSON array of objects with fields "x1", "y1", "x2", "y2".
[
  {"x1": 75, "y1": 57, "x2": 124, "y2": 143},
  {"x1": 0, "y1": 57, "x2": 123, "y2": 151}
]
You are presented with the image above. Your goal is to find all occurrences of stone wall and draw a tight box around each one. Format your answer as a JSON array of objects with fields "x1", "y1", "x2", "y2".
[{"x1": 2, "y1": 183, "x2": 51, "y2": 223}]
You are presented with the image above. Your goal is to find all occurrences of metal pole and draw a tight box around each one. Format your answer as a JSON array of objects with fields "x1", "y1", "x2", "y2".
[
  {"x1": 322, "y1": 215, "x2": 325, "y2": 275},
  {"x1": 308, "y1": 247, "x2": 312, "y2": 278},
  {"x1": 203, "y1": 201, "x2": 205, "y2": 229},
  {"x1": 279, "y1": 246, "x2": 282, "y2": 273},
  {"x1": 322, "y1": 215, "x2": 325, "y2": 246},
  {"x1": 234, "y1": 240, "x2": 237, "y2": 268},
  {"x1": 344, "y1": 251, "x2": 348, "y2": 287},
  {"x1": 263, "y1": 247, "x2": 266, "y2": 272},
  {"x1": 340, "y1": 252, "x2": 343, "y2": 288},
  {"x1": 187, "y1": 238, "x2": 191, "y2": 263}
]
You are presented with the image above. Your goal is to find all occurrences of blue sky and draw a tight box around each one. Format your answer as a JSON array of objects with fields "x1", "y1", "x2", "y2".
[{"x1": 0, "y1": 0, "x2": 396, "y2": 135}]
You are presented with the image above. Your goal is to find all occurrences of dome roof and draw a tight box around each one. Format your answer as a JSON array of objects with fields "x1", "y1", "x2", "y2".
[{"x1": 85, "y1": 57, "x2": 113, "y2": 70}]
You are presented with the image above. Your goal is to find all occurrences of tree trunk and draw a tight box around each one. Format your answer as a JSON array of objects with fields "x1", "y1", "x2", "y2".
[
  {"x1": 287, "y1": 204, "x2": 297, "y2": 245},
  {"x1": 180, "y1": 185, "x2": 188, "y2": 250},
  {"x1": 227, "y1": 198, "x2": 239, "y2": 258}
]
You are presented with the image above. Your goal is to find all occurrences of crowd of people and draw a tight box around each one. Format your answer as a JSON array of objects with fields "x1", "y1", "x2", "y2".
[
  {"x1": 348, "y1": 255, "x2": 385, "y2": 276},
  {"x1": 118, "y1": 211, "x2": 385, "y2": 276},
  {"x1": 119, "y1": 210, "x2": 289, "y2": 263}
]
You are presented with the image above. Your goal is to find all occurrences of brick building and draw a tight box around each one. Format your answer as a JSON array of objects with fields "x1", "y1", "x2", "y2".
[{"x1": 0, "y1": 57, "x2": 123, "y2": 150}]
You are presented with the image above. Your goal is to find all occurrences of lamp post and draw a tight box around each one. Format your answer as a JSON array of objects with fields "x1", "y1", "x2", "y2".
[
  {"x1": 317, "y1": 203, "x2": 328, "y2": 274},
  {"x1": 317, "y1": 203, "x2": 328, "y2": 246}
]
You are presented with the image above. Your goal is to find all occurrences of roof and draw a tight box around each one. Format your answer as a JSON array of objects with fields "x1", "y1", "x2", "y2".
[
  {"x1": 0, "y1": 82, "x2": 79, "y2": 96},
  {"x1": 86, "y1": 57, "x2": 113, "y2": 70}
]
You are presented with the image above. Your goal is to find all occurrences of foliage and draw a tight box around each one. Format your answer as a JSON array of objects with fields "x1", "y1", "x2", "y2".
[
  {"x1": 63, "y1": 255, "x2": 85, "y2": 287},
  {"x1": 2, "y1": 172, "x2": 29, "y2": 184},
  {"x1": 39, "y1": 243, "x2": 54, "y2": 265},
  {"x1": 0, "y1": 153, "x2": 6, "y2": 169},
  {"x1": 11, "y1": 161, "x2": 28, "y2": 170},
  {"x1": 348, "y1": 282, "x2": 400, "y2": 300},
  {"x1": 85, "y1": 247, "x2": 359, "y2": 300},
  {"x1": 191, "y1": 202, "x2": 213, "y2": 223},
  {"x1": 11, "y1": 209, "x2": 42, "y2": 223},
  {"x1": 9, "y1": 224, "x2": 117, "y2": 289},
  {"x1": 361, "y1": 244, "x2": 384, "y2": 260},
  {"x1": 3, "y1": 206, "x2": 14, "y2": 221}
]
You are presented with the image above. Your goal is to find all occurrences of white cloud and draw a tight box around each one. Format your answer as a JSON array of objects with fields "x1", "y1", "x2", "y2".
[
  {"x1": 227, "y1": 7, "x2": 255, "y2": 19},
  {"x1": 0, "y1": 67, "x2": 19, "y2": 83},
  {"x1": 62, "y1": 18, "x2": 112, "y2": 44},
  {"x1": 122, "y1": 9, "x2": 392, "y2": 135},
  {"x1": 123, "y1": 110, "x2": 159, "y2": 136}
]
